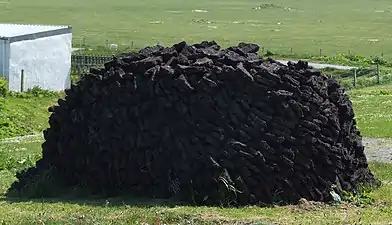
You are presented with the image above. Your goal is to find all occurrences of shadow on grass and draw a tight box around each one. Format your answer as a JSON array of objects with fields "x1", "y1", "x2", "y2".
[
  {"x1": 3, "y1": 172, "x2": 277, "y2": 210},
  {"x1": 3, "y1": 185, "x2": 279, "y2": 211},
  {"x1": 4, "y1": 187, "x2": 280, "y2": 209},
  {"x1": 3, "y1": 194, "x2": 186, "y2": 208},
  {"x1": 2, "y1": 166, "x2": 282, "y2": 210},
  {"x1": 2, "y1": 167, "x2": 192, "y2": 208},
  {"x1": 3, "y1": 168, "x2": 380, "y2": 211},
  {"x1": 4, "y1": 163, "x2": 382, "y2": 211}
]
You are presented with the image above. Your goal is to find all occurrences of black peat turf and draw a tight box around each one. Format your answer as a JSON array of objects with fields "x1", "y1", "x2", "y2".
[{"x1": 9, "y1": 41, "x2": 379, "y2": 206}]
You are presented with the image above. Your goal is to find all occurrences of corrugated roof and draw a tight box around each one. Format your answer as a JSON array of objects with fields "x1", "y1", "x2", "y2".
[{"x1": 0, "y1": 23, "x2": 70, "y2": 38}]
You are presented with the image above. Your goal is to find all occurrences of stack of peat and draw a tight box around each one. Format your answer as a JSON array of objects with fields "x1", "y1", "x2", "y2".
[{"x1": 9, "y1": 41, "x2": 379, "y2": 206}]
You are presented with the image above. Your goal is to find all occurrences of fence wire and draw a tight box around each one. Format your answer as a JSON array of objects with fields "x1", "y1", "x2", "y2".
[{"x1": 71, "y1": 54, "x2": 112, "y2": 77}]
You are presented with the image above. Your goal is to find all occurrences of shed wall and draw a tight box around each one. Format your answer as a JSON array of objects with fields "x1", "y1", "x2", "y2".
[
  {"x1": 0, "y1": 39, "x2": 10, "y2": 80},
  {"x1": 8, "y1": 33, "x2": 72, "y2": 91},
  {"x1": 0, "y1": 39, "x2": 5, "y2": 78}
]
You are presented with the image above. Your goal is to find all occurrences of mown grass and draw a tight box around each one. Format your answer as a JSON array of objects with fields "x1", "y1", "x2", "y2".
[
  {"x1": 348, "y1": 88, "x2": 392, "y2": 138},
  {"x1": 1, "y1": 0, "x2": 392, "y2": 59},
  {"x1": 355, "y1": 83, "x2": 392, "y2": 91}
]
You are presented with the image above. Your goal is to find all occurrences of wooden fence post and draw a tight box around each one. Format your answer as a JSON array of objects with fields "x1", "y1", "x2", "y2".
[{"x1": 319, "y1": 49, "x2": 322, "y2": 57}]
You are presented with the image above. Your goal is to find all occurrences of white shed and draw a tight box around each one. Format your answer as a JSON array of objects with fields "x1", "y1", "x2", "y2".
[{"x1": 0, "y1": 23, "x2": 72, "y2": 92}]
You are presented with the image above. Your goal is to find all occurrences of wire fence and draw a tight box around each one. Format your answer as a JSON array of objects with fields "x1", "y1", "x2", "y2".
[
  {"x1": 71, "y1": 54, "x2": 112, "y2": 77},
  {"x1": 73, "y1": 35, "x2": 390, "y2": 58},
  {"x1": 70, "y1": 53, "x2": 387, "y2": 89}
]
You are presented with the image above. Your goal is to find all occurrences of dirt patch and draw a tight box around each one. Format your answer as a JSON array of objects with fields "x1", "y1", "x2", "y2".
[{"x1": 363, "y1": 137, "x2": 392, "y2": 163}]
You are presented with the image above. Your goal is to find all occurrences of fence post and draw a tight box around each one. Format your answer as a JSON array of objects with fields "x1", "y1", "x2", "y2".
[
  {"x1": 79, "y1": 38, "x2": 82, "y2": 51},
  {"x1": 20, "y1": 69, "x2": 24, "y2": 92},
  {"x1": 353, "y1": 69, "x2": 357, "y2": 87},
  {"x1": 319, "y1": 49, "x2": 322, "y2": 57},
  {"x1": 377, "y1": 63, "x2": 380, "y2": 84},
  {"x1": 290, "y1": 47, "x2": 293, "y2": 55}
]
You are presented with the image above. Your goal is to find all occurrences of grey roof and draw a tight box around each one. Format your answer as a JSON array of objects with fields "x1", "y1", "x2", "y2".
[{"x1": 0, "y1": 23, "x2": 72, "y2": 43}]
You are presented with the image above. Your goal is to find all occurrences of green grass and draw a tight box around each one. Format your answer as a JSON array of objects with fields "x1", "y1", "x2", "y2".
[
  {"x1": 354, "y1": 83, "x2": 392, "y2": 91},
  {"x1": 0, "y1": 135, "x2": 42, "y2": 172},
  {"x1": 0, "y1": 96, "x2": 58, "y2": 139},
  {"x1": 351, "y1": 95, "x2": 392, "y2": 138},
  {"x1": 347, "y1": 84, "x2": 392, "y2": 138},
  {"x1": 319, "y1": 67, "x2": 392, "y2": 90},
  {"x1": 0, "y1": 136, "x2": 392, "y2": 225},
  {"x1": 1, "y1": 0, "x2": 392, "y2": 59}
]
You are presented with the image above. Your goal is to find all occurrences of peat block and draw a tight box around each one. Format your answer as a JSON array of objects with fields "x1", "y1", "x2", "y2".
[{"x1": 9, "y1": 41, "x2": 380, "y2": 206}]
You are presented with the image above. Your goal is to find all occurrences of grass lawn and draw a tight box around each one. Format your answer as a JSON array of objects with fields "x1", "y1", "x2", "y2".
[
  {"x1": 0, "y1": 96, "x2": 58, "y2": 139},
  {"x1": 347, "y1": 83, "x2": 392, "y2": 138},
  {"x1": 0, "y1": 0, "x2": 392, "y2": 58},
  {"x1": 350, "y1": 94, "x2": 392, "y2": 138},
  {"x1": 355, "y1": 83, "x2": 392, "y2": 91},
  {"x1": 0, "y1": 135, "x2": 392, "y2": 225}
]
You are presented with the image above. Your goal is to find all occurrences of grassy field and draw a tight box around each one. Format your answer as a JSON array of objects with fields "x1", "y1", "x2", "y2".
[
  {"x1": 350, "y1": 94, "x2": 392, "y2": 138},
  {"x1": 0, "y1": 96, "x2": 58, "y2": 139},
  {"x1": 354, "y1": 83, "x2": 392, "y2": 91},
  {"x1": 1, "y1": 0, "x2": 392, "y2": 58}
]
